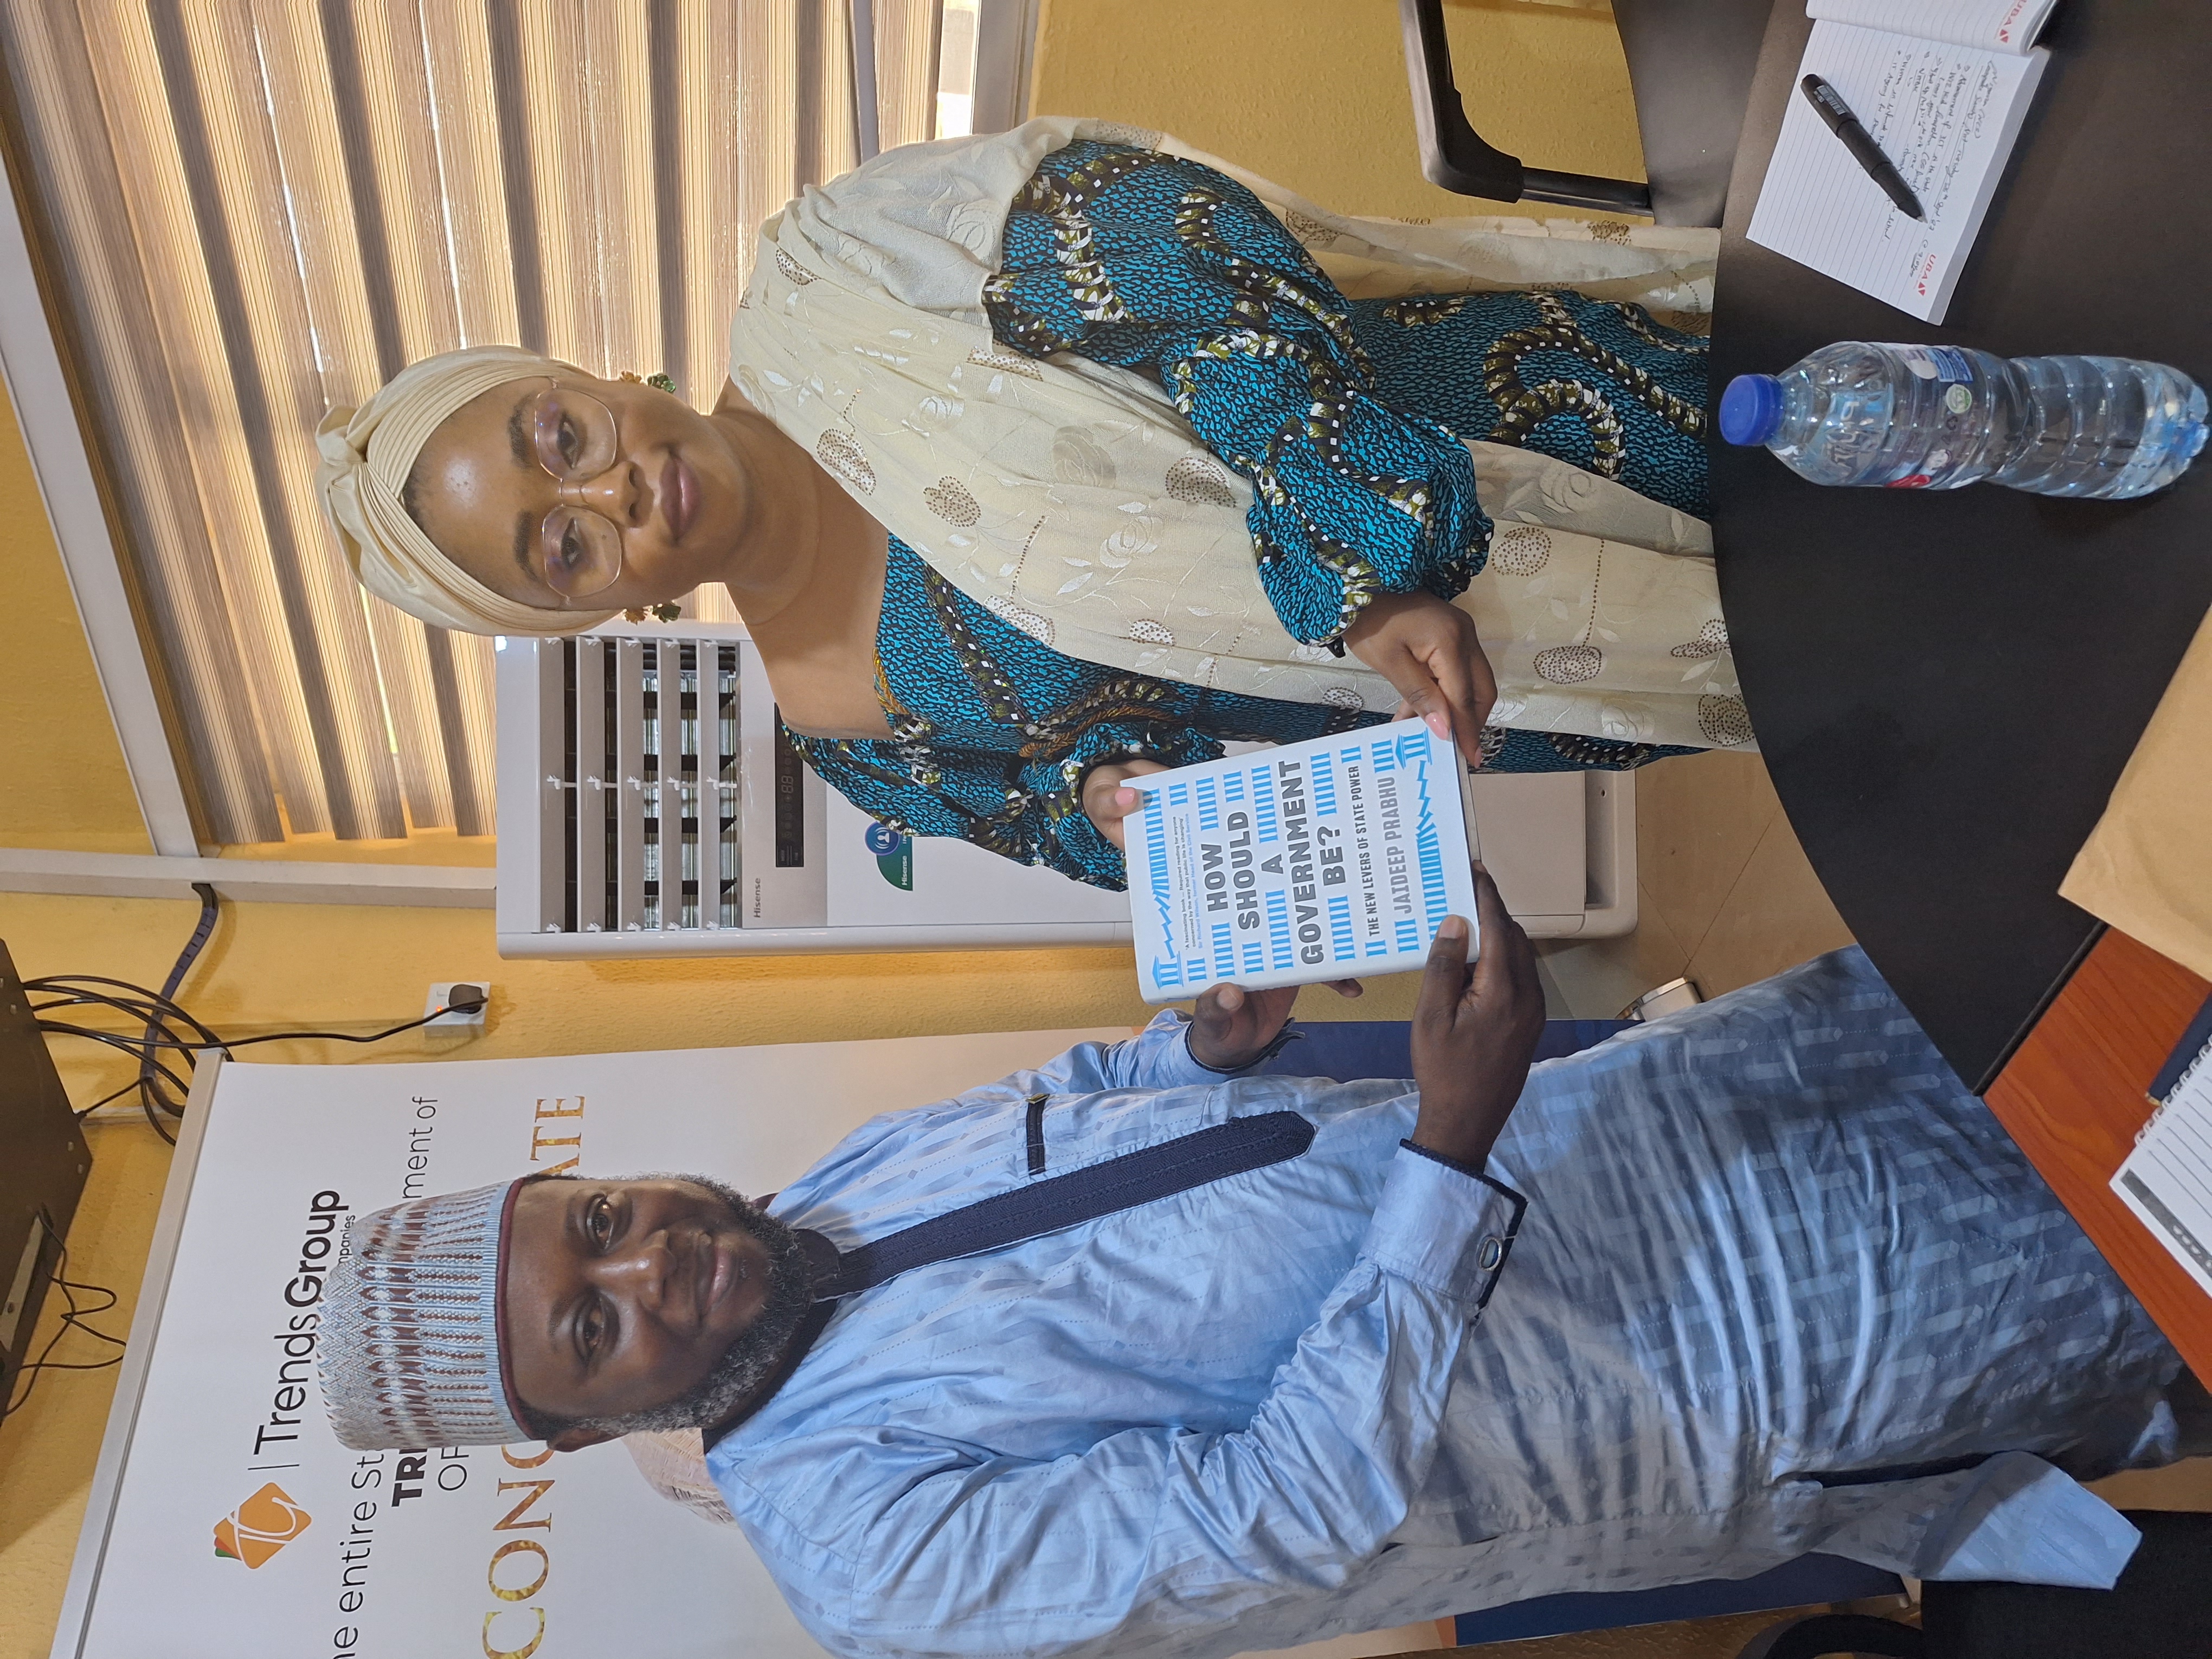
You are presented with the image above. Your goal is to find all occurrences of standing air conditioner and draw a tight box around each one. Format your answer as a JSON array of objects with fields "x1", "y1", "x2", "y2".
[{"x1": 493, "y1": 621, "x2": 1635, "y2": 959}]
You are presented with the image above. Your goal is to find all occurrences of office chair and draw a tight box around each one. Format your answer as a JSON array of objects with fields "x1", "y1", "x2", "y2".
[
  {"x1": 1734, "y1": 1511, "x2": 2212, "y2": 1659},
  {"x1": 1400, "y1": 0, "x2": 1772, "y2": 226}
]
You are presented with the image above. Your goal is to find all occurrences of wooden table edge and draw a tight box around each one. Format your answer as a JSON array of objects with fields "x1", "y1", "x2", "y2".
[{"x1": 1982, "y1": 928, "x2": 2212, "y2": 1380}]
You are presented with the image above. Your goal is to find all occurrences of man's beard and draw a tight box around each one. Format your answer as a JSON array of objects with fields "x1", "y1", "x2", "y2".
[{"x1": 549, "y1": 1174, "x2": 816, "y2": 1442}]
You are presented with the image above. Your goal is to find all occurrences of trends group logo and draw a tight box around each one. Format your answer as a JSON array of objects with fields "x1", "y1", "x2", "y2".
[{"x1": 213, "y1": 1482, "x2": 313, "y2": 1568}]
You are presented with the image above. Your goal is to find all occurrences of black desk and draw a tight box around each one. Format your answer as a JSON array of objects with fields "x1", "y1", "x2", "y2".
[{"x1": 1708, "y1": 0, "x2": 2212, "y2": 1091}]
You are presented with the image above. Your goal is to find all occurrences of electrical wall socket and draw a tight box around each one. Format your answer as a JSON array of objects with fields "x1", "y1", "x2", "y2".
[{"x1": 424, "y1": 982, "x2": 490, "y2": 1028}]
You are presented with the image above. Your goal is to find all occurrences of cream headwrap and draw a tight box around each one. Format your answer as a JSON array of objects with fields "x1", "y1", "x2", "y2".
[{"x1": 314, "y1": 344, "x2": 618, "y2": 636}]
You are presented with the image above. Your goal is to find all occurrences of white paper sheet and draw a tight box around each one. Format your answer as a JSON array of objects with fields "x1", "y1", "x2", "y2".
[
  {"x1": 1808, "y1": 0, "x2": 2060, "y2": 55},
  {"x1": 2113, "y1": 1037, "x2": 2212, "y2": 1299},
  {"x1": 1746, "y1": 21, "x2": 2048, "y2": 320}
]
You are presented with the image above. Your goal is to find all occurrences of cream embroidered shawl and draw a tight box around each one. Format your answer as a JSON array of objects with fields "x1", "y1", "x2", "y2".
[{"x1": 728, "y1": 118, "x2": 1752, "y2": 753}]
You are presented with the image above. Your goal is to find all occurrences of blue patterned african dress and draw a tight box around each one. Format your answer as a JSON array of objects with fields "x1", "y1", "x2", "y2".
[{"x1": 789, "y1": 143, "x2": 1715, "y2": 890}]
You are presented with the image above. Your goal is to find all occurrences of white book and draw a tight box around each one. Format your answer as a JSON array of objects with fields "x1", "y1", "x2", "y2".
[
  {"x1": 1124, "y1": 720, "x2": 1479, "y2": 1004},
  {"x1": 2112, "y1": 1000, "x2": 2212, "y2": 1299},
  {"x1": 1746, "y1": 5, "x2": 2053, "y2": 321}
]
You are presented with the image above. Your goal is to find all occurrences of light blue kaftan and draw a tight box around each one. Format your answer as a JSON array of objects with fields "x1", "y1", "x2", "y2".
[{"x1": 710, "y1": 948, "x2": 2184, "y2": 1659}]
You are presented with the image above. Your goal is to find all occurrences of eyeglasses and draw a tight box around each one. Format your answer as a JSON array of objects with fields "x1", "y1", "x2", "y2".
[{"x1": 525, "y1": 382, "x2": 626, "y2": 600}]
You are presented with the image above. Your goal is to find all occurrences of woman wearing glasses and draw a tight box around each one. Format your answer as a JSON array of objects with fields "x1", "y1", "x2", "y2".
[{"x1": 317, "y1": 120, "x2": 1740, "y2": 888}]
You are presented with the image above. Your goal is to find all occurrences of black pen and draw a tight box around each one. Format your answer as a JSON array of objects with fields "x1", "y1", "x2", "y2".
[{"x1": 1800, "y1": 74, "x2": 1925, "y2": 221}]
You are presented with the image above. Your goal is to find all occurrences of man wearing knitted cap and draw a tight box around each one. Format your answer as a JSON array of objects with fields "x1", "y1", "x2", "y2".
[{"x1": 319, "y1": 874, "x2": 2199, "y2": 1659}]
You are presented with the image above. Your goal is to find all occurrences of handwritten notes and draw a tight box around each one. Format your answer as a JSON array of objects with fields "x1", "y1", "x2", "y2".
[{"x1": 1747, "y1": 21, "x2": 2049, "y2": 320}]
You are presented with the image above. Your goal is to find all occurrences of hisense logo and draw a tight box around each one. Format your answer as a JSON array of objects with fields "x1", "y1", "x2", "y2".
[{"x1": 213, "y1": 1482, "x2": 312, "y2": 1568}]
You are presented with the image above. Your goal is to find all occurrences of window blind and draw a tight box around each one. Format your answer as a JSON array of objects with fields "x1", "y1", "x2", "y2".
[{"x1": 0, "y1": 0, "x2": 940, "y2": 845}]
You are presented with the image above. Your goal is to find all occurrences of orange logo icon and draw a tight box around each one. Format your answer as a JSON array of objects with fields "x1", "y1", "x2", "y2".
[{"x1": 213, "y1": 1482, "x2": 312, "y2": 1568}]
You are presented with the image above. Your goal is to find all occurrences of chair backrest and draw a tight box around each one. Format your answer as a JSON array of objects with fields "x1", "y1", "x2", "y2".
[
  {"x1": 1398, "y1": 0, "x2": 1651, "y2": 216},
  {"x1": 1399, "y1": 0, "x2": 1771, "y2": 228},
  {"x1": 1612, "y1": 0, "x2": 1773, "y2": 227}
]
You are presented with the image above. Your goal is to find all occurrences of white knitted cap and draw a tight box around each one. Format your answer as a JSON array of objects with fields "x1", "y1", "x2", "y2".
[{"x1": 317, "y1": 1180, "x2": 534, "y2": 1450}]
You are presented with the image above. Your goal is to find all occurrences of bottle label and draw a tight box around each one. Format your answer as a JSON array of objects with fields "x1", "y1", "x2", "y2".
[
  {"x1": 1885, "y1": 474, "x2": 1933, "y2": 489},
  {"x1": 1944, "y1": 384, "x2": 1974, "y2": 414},
  {"x1": 1892, "y1": 344, "x2": 1975, "y2": 384}
]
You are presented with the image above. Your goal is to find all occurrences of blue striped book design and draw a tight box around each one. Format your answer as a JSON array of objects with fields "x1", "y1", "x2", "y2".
[
  {"x1": 1252, "y1": 766, "x2": 1278, "y2": 843},
  {"x1": 1142, "y1": 790, "x2": 1180, "y2": 991},
  {"x1": 1412, "y1": 736, "x2": 1451, "y2": 931},
  {"x1": 1265, "y1": 890, "x2": 1293, "y2": 969},
  {"x1": 1310, "y1": 753, "x2": 1338, "y2": 816}
]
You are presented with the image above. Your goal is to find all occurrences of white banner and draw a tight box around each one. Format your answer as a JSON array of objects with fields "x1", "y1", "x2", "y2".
[{"x1": 62, "y1": 1028, "x2": 1127, "y2": 1659}]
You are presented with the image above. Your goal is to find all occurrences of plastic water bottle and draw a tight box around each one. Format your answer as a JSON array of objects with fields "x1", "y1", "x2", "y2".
[{"x1": 1718, "y1": 343, "x2": 2207, "y2": 499}]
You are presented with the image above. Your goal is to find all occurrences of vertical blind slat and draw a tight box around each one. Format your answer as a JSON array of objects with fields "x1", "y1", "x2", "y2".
[
  {"x1": 873, "y1": 0, "x2": 941, "y2": 152},
  {"x1": 171, "y1": 0, "x2": 404, "y2": 837},
  {"x1": 419, "y1": 0, "x2": 523, "y2": 350},
  {"x1": 647, "y1": 0, "x2": 686, "y2": 399},
  {"x1": 482, "y1": 0, "x2": 546, "y2": 357},
  {"x1": 120, "y1": 0, "x2": 342, "y2": 837},
  {"x1": 0, "y1": 0, "x2": 281, "y2": 841},
  {"x1": 1, "y1": 0, "x2": 941, "y2": 843}
]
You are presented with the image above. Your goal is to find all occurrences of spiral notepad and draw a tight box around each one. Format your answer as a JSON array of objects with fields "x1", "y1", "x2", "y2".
[
  {"x1": 1747, "y1": 5, "x2": 2053, "y2": 321},
  {"x1": 2111, "y1": 994, "x2": 2212, "y2": 1296}
]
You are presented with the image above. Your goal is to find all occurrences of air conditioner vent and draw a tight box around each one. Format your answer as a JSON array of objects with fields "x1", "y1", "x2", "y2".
[
  {"x1": 552, "y1": 633, "x2": 744, "y2": 935},
  {"x1": 494, "y1": 622, "x2": 1133, "y2": 959}
]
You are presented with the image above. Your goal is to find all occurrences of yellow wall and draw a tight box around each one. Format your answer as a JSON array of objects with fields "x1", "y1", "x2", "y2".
[
  {"x1": 0, "y1": 384, "x2": 150, "y2": 854},
  {"x1": 0, "y1": 8, "x2": 1645, "y2": 1654}
]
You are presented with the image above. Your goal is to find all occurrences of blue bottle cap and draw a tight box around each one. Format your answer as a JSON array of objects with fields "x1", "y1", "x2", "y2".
[{"x1": 1718, "y1": 374, "x2": 1784, "y2": 446}]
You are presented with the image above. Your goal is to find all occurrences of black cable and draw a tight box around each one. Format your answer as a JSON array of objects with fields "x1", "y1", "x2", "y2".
[
  {"x1": 23, "y1": 888, "x2": 222, "y2": 1140},
  {"x1": 74, "y1": 1076, "x2": 150, "y2": 1120},
  {"x1": 32, "y1": 993, "x2": 200, "y2": 1142},
  {"x1": 7, "y1": 894, "x2": 475, "y2": 1412},
  {"x1": 36, "y1": 1002, "x2": 477, "y2": 1054},
  {"x1": 29, "y1": 976, "x2": 214, "y2": 1142},
  {"x1": 156, "y1": 883, "x2": 220, "y2": 1014},
  {"x1": 2, "y1": 1221, "x2": 126, "y2": 1422},
  {"x1": 30, "y1": 978, "x2": 486, "y2": 1051},
  {"x1": 35, "y1": 1024, "x2": 196, "y2": 1085},
  {"x1": 140, "y1": 882, "x2": 217, "y2": 1135},
  {"x1": 40, "y1": 1008, "x2": 472, "y2": 1143},
  {"x1": 28, "y1": 883, "x2": 487, "y2": 1141},
  {"x1": 34, "y1": 1017, "x2": 196, "y2": 1099},
  {"x1": 27, "y1": 979, "x2": 224, "y2": 1044}
]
